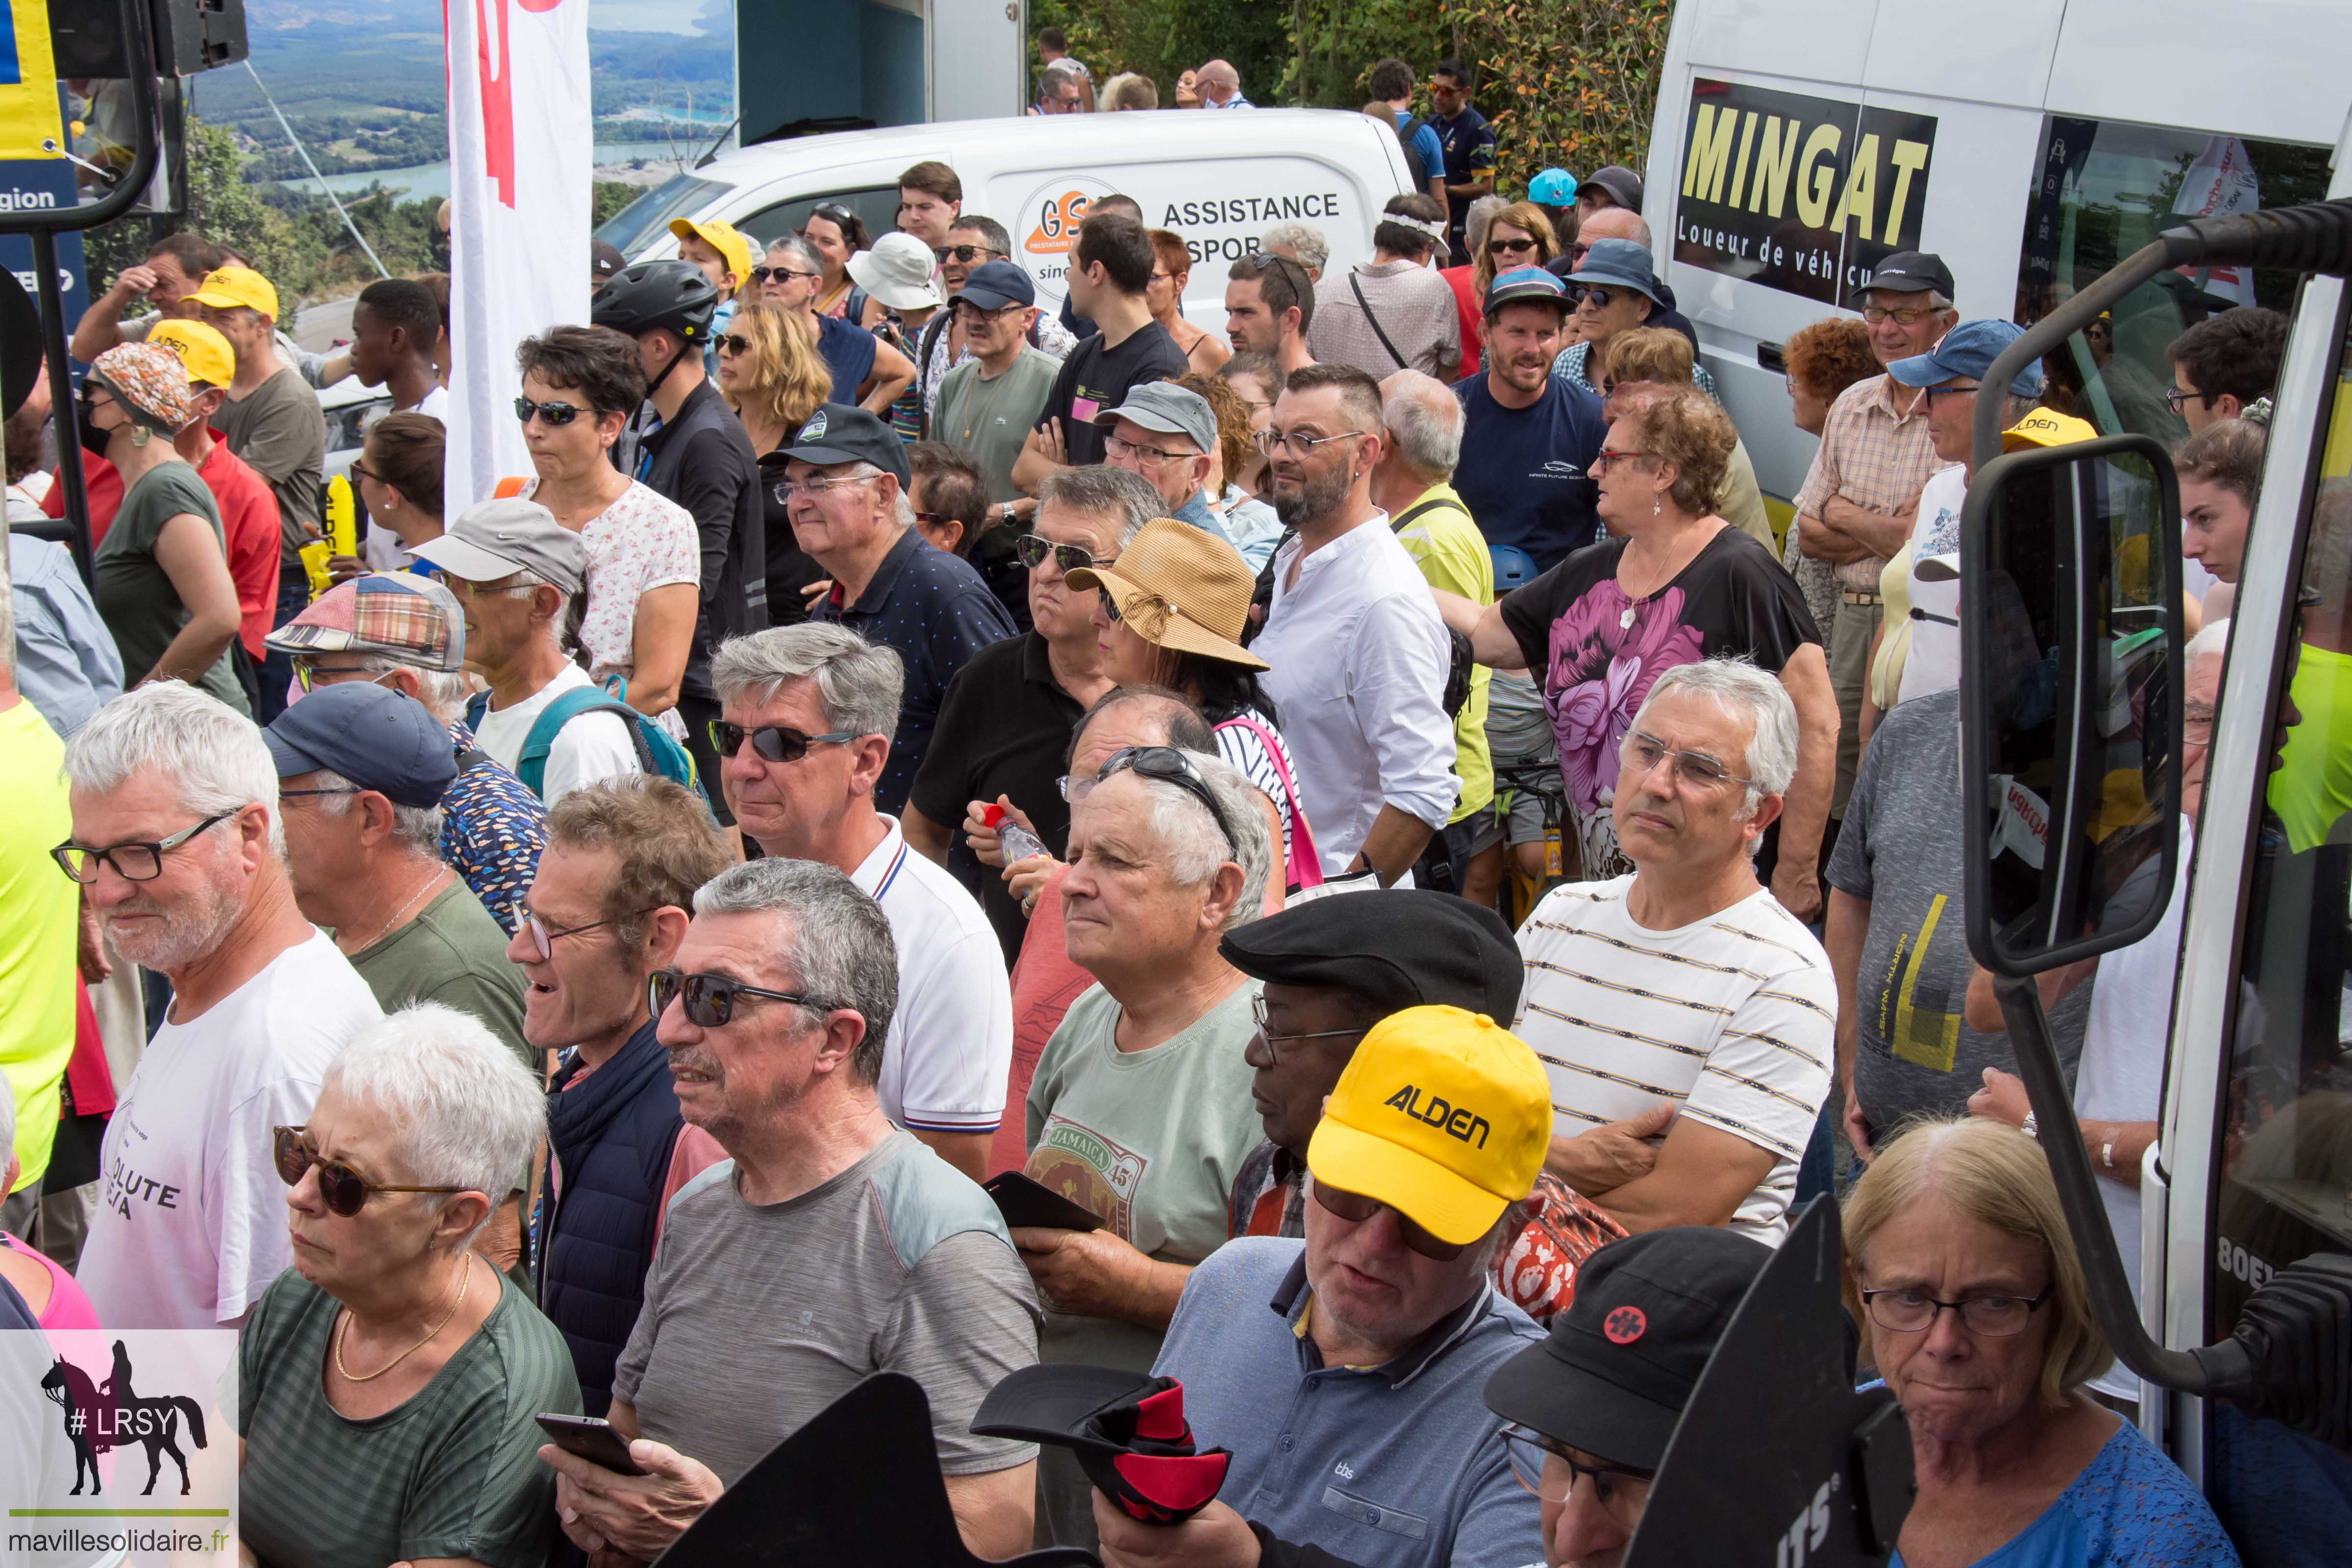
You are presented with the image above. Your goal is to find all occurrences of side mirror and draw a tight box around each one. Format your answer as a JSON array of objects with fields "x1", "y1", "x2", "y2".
[{"x1": 1960, "y1": 434, "x2": 2184, "y2": 976}]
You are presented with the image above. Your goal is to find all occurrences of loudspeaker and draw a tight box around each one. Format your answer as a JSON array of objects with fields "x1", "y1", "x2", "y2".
[{"x1": 50, "y1": 0, "x2": 248, "y2": 80}]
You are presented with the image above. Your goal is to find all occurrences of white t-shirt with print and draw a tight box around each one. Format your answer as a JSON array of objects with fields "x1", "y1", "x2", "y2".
[
  {"x1": 1511, "y1": 876, "x2": 1838, "y2": 1246},
  {"x1": 472, "y1": 661, "x2": 644, "y2": 806},
  {"x1": 850, "y1": 817, "x2": 1014, "y2": 1135},
  {"x1": 1898, "y1": 465, "x2": 1970, "y2": 706},
  {"x1": 517, "y1": 476, "x2": 698, "y2": 735},
  {"x1": 74, "y1": 932, "x2": 383, "y2": 1328}
]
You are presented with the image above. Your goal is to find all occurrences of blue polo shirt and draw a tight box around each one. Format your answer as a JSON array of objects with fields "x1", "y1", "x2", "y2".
[
  {"x1": 811, "y1": 526, "x2": 1018, "y2": 815},
  {"x1": 1451, "y1": 371, "x2": 1608, "y2": 573},
  {"x1": 1152, "y1": 1238, "x2": 1545, "y2": 1568}
]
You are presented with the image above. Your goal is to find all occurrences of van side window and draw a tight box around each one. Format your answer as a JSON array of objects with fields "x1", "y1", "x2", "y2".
[
  {"x1": 2011, "y1": 120, "x2": 2328, "y2": 444},
  {"x1": 736, "y1": 187, "x2": 903, "y2": 251}
]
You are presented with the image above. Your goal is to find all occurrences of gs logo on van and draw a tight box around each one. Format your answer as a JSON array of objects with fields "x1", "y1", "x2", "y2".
[
  {"x1": 1019, "y1": 175, "x2": 1118, "y2": 304},
  {"x1": 1672, "y1": 78, "x2": 1937, "y2": 310}
]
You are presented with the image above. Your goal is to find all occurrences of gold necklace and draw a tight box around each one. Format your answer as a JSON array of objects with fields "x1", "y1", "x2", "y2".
[{"x1": 335, "y1": 1251, "x2": 473, "y2": 1384}]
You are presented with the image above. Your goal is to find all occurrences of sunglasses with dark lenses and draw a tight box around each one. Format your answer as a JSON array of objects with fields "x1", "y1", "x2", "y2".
[
  {"x1": 1096, "y1": 746, "x2": 1238, "y2": 857},
  {"x1": 514, "y1": 396, "x2": 594, "y2": 426},
  {"x1": 808, "y1": 203, "x2": 858, "y2": 229},
  {"x1": 1013, "y1": 533, "x2": 1111, "y2": 573},
  {"x1": 1569, "y1": 285, "x2": 1631, "y2": 310},
  {"x1": 648, "y1": 967, "x2": 826, "y2": 1027},
  {"x1": 710, "y1": 720, "x2": 859, "y2": 763},
  {"x1": 1311, "y1": 1179, "x2": 1468, "y2": 1260},
  {"x1": 934, "y1": 244, "x2": 999, "y2": 264},
  {"x1": 750, "y1": 265, "x2": 819, "y2": 285},
  {"x1": 716, "y1": 333, "x2": 754, "y2": 356},
  {"x1": 1489, "y1": 237, "x2": 1539, "y2": 255},
  {"x1": 272, "y1": 1126, "x2": 468, "y2": 1218}
]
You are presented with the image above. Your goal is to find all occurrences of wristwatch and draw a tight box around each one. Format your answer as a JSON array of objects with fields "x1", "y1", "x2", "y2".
[{"x1": 2020, "y1": 1112, "x2": 2038, "y2": 1141}]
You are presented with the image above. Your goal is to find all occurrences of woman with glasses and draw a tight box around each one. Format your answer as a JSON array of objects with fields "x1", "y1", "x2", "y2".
[
  {"x1": 1598, "y1": 328, "x2": 1773, "y2": 552},
  {"x1": 1462, "y1": 201, "x2": 1560, "y2": 378},
  {"x1": 1070, "y1": 516, "x2": 1315, "y2": 902},
  {"x1": 350, "y1": 410, "x2": 447, "y2": 572},
  {"x1": 1438, "y1": 383, "x2": 1834, "y2": 918},
  {"x1": 509, "y1": 326, "x2": 699, "y2": 736},
  {"x1": 760, "y1": 232, "x2": 916, "y2": 417},
  {"x1": 717, "y1": 300, "x2": 833, "y2": 626},
  {"x1": 1147, "y1": 229, "x2": 1231, "y2": 374},
  {"x1": 1214, "y1": 351, "x2": 1282, "y2": 500},
  {"x1": 237, "y1": 1005, "x2": 582, "y2": 1568},
  {"x1": 1842, "y1": 1118, "x2": 2236, "y2": 1568}
]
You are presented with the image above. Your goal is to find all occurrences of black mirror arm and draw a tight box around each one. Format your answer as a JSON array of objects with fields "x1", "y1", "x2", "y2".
[{"x1": 1975, "y1": 198, "x2": 2352, "y2": 472}]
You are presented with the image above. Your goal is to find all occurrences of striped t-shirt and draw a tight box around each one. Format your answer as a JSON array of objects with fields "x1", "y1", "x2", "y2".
[{"x1": 1511, "y1": 875, "x2": 1836, "y2": 1245}]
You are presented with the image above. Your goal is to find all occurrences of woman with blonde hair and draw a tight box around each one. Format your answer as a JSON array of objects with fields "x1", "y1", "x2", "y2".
[
  {"x1": 1471, "y1": 200, "x2": 1560, "y2": 305},
  {"x1": 714, "y1": 298, "x2": 834, "y2": 626},
  {"x1": 1598, "y1": 327, "x2": 1774, "y2": 552},
  {"x1": 1842, "y1": 1118, "x2": 2235, "y2": 1566}
]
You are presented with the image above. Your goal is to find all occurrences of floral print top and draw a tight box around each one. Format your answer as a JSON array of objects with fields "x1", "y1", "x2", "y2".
[{"x1": 1498, "y1": 526, "x2": 1820, "y2": 877}]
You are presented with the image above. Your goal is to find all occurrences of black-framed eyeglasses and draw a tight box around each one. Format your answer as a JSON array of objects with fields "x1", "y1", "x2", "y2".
[
  {"x1": 710, "y1": 720, "x2": 859, "y2": 764},
  {"x1": 935, "y1": 244, "x2": 1000, "y2": 264},
  {"x1": 1499, "y1": 1425, "x2": 1655, "y2": 1515},
  {"x1": 1618, "y1": 729, "x2": 1755, "y2": 792},
  {"x1": 273, "y1": 1126, "x2": 467, "y2": 1218},
  {"x1": 1105, "y1": 432, "x2": 1198, "y2": 467},
  {"x1": 347, "y1": 460, "x2": 379, "y2": 485},
  {"x1": 1310, "y1": 1178, "x2": 1465, "y2": 1260},
  {"x1": 1248, "y1": 994, "x2": 1364, "y2": 1062},
  {"x1": 1858, "y1": 1287, "x2": 2050, "y2": 1337},
  {"x1": 716, "y1": 333, "x2": 754, "y2": 357},
  {"x1": 1095, "y1": 746, "x2": 1237, "y2": 857},
  {"x1": 649, "y1": 967, "x2": 827, "y2": 1028},
  {"x1": 54, "y1": 812, "x2": 234, "y2": 883},
  {"x1": 1014, "y1": 533, "x2": 1113, "y2": 574},
  {"x1": 1923, "y1": 381, "x2": 1983, "y2": 403},
  {"x1": 2164, "y1": 386, "x2": 2218, "y2": 414},
  {"x1": 514, "y1": 395, "x2": 598, "y2": 427},
  {"x1": 520, "y1": 905, "x2": 660, "y2": 962},
  {"x1": 751, "y1": 265, "x2": 819, "y2": 285},
  {"x1": 1253, "y1": 426, "x2": 1371, "y2": 461}
]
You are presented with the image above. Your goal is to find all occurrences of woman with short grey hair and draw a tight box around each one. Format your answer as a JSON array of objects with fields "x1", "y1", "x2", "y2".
[
  {"x1": 236, "y1": 1003, "x2": 582, "y2": 1568},
  {"x1": 1014, "y1": 744, "x2": 1272, "y2": 1550}
]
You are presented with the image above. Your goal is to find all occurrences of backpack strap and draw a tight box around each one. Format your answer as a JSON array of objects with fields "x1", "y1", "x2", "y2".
[
  {"x1": 1389, "y1": 497, "x2": 1457, "y2": 535},
  {"x1": 1349, "y1": 272, "x2": 1412, "y2": 371},
  {"x1": 515, "y1": 688, "x2": 659, "y2": 797}
]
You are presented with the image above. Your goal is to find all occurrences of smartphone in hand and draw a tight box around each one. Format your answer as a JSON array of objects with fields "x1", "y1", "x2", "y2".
[{"x1": 536, "y1": 1413, "x2": 647, "y2": 1476}]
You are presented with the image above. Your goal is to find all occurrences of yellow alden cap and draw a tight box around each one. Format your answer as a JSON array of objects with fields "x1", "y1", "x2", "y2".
[
  {"x1": 1306, "y1": 1005, "x2": 1552, "y2": 1247},
  {"x1": 187, "y1": 265, "x2": 280, "y2": 320},
  {"x1": 2003, "y1": 407, "x2": 2098, "y2": 452},
  {"x1": 670, "y1": 218, "x2": 755, "y2": 291},
  {"x1": 146, "y1": 318, "x2": 236, "y2": 389}
]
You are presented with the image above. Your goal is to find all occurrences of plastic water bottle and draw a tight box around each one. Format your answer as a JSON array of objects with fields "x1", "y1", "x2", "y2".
[{"x1": 983, "y1": 805, "x2": 1049, "y2": 865}]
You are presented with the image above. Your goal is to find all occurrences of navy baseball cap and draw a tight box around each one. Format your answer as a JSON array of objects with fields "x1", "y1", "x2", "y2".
[
  {"x1": 1886, "y1": 318, "x2": 2042, "y2": 398},
  {"x1": 783, "y1": 403, "x2": 912, "y2": 489},
  {"x1": 1484, "y1": 266, "x2": 1571, "y2": 318},
  {"x1": 952, "y1": 259, "x2": 1037, "y2": 313},
  {"x1": 264, "y1": 681, "x2": 457, "y2": 808},
  {"x1": 1862, "y1": 249, "x2": 1955, "y2": 297}
]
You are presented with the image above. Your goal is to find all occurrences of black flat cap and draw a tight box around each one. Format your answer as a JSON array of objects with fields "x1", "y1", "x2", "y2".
[{"x1": 1219, "y1": 889, "x2": 1523, "y2": 1019}]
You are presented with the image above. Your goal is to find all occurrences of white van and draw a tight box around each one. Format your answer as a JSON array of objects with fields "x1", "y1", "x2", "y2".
[
  {"x1": 596, "y1": 111, "x2": 1414, "y2": 327},
  {"x1": 1644, "y1": 0, "x2": 2352, "y2": 507}
]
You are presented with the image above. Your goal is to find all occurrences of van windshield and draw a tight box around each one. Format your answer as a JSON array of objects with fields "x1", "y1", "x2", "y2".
[{"x1": 597, "y1": 174, "x2": 735, "y2": 260}]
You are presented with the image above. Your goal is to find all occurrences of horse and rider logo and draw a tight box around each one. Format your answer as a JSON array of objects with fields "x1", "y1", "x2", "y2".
[{"x1": 37, "y1": 1340, "x2": 210, "y2": 1495}]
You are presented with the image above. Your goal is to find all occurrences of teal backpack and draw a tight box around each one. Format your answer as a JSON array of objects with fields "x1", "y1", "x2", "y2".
[{"x1": 465, "y1": 688, "x2": 697, "y2": 800}]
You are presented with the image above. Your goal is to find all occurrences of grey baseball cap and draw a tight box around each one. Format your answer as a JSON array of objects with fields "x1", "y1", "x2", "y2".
[
  {"x1": 1093, "y1": 381, "x2": 1217, "y2": 456},
  {"x1": 408, "y1": 497, "x2": 587, "y2": 598}
]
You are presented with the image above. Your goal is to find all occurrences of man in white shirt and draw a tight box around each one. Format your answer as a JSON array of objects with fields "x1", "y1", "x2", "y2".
[
  {"x1": 1511, "y1": 658, "x2": 1837, "y2": 1247},
  {"x1": 710, "y1": 623, "x2": 1013, "y2": 1180},
  {"x1": 1250, "y1": 363, "x2": 1458, "y2": 883},
  {"x1": 60, "y1": 682, "x2": 383, "y2": 1328},
  {"x1": 411, "y1": 499, "x2": 643, "y2": 805}
]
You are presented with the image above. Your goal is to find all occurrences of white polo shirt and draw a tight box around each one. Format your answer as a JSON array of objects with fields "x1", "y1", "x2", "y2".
[
  {"x1": 1511, "y1": 875, "x2": 1837, "y2": 1246},
  {"x1": 851, "y1": 816, "x2": 1015, "y2": 1135}
]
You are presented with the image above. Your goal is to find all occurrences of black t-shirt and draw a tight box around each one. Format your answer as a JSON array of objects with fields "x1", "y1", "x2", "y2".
[
  {"x1": 755, "y1": 446, "x2": 828, "y2": 625},
  {"x1": 1498, "y1": 525, "x2": 1820, "y2": 866},
  {"x1": 907, "y1": 631, "x2": 1087, "y2": 964},
  {"x1": 1038, "y1": 319, "x2": 1189, "y2": 466},
  {"x1": 638, "y1": 379, "x2": 766, "y2": 697}
]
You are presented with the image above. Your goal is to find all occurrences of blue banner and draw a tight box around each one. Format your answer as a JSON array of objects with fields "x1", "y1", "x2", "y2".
[{"x1": 0, "y1": 156, "x2": 88, "y2": 352}]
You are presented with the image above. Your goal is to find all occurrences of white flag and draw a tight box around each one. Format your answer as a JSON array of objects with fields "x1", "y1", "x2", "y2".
[
  {"x1": 2171, "y1": 135, "x2": 2263, "y2": 310},
  {"x1": 445, "y1": 0, "x2": 592, "y2": 506}
]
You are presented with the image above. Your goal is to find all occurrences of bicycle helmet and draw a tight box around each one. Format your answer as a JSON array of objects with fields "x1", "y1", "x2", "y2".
[{"x1": 590, "y1": 259, "x2": 718, "y2": 343}]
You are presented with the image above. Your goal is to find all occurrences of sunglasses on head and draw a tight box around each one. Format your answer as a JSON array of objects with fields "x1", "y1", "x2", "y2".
[
  {"x1": 273, "y1": 1126, "x2": 467, "y2": 1218},
  {"x1": 514, "y1": 396, "x2": 596, "y2": 427},
  {"x1": 1311, "y1": 1179, "x2": 1467, "y2": 1260},
  {"x1": 649, "y1": 967, "x2": 826, "y2": 1027},
  {"x1": 1096, "y1": 746, "x2": 1238, "y2": 857},
  {"x1": 710, "y1": 719, "x2": 859, "y2": 763},
  {"x1": 808, "y1": 203, "x2": 858, "y2": 228}
]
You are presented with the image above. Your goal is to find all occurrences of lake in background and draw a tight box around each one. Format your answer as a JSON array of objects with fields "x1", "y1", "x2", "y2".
[{"x1": 280, "y1": 138, "x2": 738, "y2": 204}]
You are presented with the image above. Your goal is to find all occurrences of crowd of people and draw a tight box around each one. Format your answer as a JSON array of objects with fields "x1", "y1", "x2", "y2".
[{"x1": 0, "y1": 35, "x2": 2297, "y2": 1568}]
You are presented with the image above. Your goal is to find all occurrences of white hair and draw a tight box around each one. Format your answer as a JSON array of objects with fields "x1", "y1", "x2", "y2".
[
  {"x1": 1112, "y1": 752, "x2": 1270, "y2": 932},
  {"x1": 2185, "y1": 617, "x2": 2230, "y2": 667},
  {"x1": 1261, "y1": 221, "x2": 1330, "y2": 274},
  {"x1": 1462, "y1": 195, "x2": 1510, "y2": 260},
  {"x1": 321, "y1": 1002, "x2": 547, "y2": 1245},
  {"x1": 693, "y1": 858, "x2": 899, "y2": 1085},
  {"x1": 710, "y1": 622, "x2": 905, "y2": 742},
  {"x1": 307, "y1": 767, "x2": 446, "y2": 859},
  {"x1": 341, "y1": 653, "x2": 473, "y2": 725},
  {"x1": 1632, "y1": 657, "x2": 1800, "y2": 819},
  {"x1": 1380, "y1": 370, "x2": 1463, "y2": 479},
  {"x1": 64, "y1": 680, "x2": 284, "y2": 854}
]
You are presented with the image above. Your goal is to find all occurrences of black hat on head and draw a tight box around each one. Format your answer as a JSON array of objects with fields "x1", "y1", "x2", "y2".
[
  {"x1": 782, "y1": 402, "x2": 912, "y2": 489},
  {"x1": 1218, "y1": 888, "x2": 1523, "y2": 1019},
  {"x1": 1861, "y1": 250, "x2": 1955, "y2": 298},
  {"x1": 1484, "y1": 1226, "x2": 1770, "y2": 1471}
]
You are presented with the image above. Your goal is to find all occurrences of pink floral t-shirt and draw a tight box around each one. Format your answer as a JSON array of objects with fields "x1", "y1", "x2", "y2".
[
  {"x1": 518, "y1": 477, "x2": 698, "y2": 732},
  {"x1": 1497, "y1": 526, "x2": 1821, "y2": 876}
]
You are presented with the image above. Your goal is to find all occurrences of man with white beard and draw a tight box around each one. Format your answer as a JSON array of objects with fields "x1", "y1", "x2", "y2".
[{"x1": 58, "y1": 681, "x2": 382, "y2": 1328}]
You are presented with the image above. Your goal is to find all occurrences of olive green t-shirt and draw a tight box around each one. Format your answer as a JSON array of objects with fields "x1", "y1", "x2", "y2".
[
  {"x1": 236, "y1": 1267, "x2": 582, "y2": 1568},
  {"x1": 91, "y1": 461, "x2": 248, "y2": 712},
  {"x1": 350, "y1": 882, "x2": 533, "y2": 1074}
]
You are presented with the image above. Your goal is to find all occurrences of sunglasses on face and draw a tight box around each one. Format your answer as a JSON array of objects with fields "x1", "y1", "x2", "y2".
[
  {"x1": 710, "y1": 719, "x2": 859, "y2": 763},
  {"x1": 1489, "y1": 236, "x2": 1539, "y2": 255},
  {"x1": 1311, "y1": 1178, "x2": 1467, "y2": 1260},
  {"x1": 1569, "y1": 285, "x2": 1632, "y2": 310},
  {"x1": 273, "y1": 1126, "x2": 467, "y2": 1218},
  {"x1": 1014, "y1": 533, "x2": 1111, "y2": 574},
  {"x1": 751, "y1": 265, "x2": 819, "y2": 285},
  {"x1": 716, "y1": 333, "x2": 754, "y2": 357},
  {"x1": 514, "y1": 396, "x2": 596, "y2": 427},
  {"x1": 648, "y1": 967, "x2": 824, "y2": 1028},
  {"x1": 935, "y1": 244, "x2": 1000, "y2": 264}
]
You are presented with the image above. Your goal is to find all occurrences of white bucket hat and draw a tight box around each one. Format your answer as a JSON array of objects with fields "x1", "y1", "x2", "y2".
[{"x1": 847, "y1": 231, "x2": 947, "y2": 310}]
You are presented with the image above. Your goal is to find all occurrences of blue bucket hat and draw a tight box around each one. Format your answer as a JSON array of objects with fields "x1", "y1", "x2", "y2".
[
  {"x1": 1886, "y1": 318, "x2": 2043, "y2": 399},
  {"x1": 1565, "y1": 238, "x2": 1664, "y2": 307}
]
